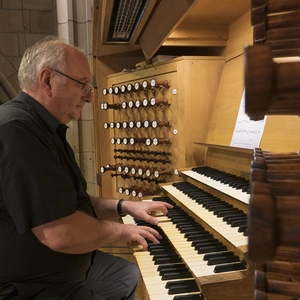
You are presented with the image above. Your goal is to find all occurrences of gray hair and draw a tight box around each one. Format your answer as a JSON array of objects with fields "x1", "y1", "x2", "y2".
[{"x1": 18, "y1": 36, "x2": 83, "y2": 91}]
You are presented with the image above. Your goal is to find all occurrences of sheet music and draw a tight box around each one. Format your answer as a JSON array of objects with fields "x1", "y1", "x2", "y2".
[{"x1": 230, "y1": 89, "x2": 266, "y2": 149}]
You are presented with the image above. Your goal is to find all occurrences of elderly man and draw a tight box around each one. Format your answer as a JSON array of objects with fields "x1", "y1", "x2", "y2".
[{"x1": 0, "y1": 36, "x2": 172, "y2": 300}]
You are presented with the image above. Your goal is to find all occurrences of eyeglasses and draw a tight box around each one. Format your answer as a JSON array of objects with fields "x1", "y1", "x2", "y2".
[{"x1": 52, "y1": 69, "x2": 93, "y2": 96}]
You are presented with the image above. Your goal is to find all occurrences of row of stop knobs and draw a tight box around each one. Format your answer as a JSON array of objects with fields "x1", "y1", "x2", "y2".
[
  {"x1": 114, "y1": 149, "x2": 171, "y2": 156},
  {"x1": 110, "y1": 137, "x2": 172, "y2": 146},
  {"x1": 100, "y1": 98, "x2": 171, "y2": 110},
  {"x1": 102, "y1": 79, "x2": 170, "y2": 96},
  {"x1": 117, "y1": 186, "x2": 161, "y2": 198},
  {"x1": 104, "y1": 120, "x2": 171, "y2": 129},
  {"x1": 100, "y1": 164, "x2": 175, "y2": 178}
]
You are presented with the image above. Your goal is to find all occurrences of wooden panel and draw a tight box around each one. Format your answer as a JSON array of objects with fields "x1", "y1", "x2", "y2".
[
  {"x1": 165, "y1": 25, "x2": 228, "y2": 47},
  {"x1": 181, "y1": 0, "x2": 250, "y2": 26},
  {"x1": 260, "y1": 116, "x2": 300, "y2": 152},
  {"x1": 205, "y1": 55, "x2": 245, "y2": 146},
  {"x1": 221, "y1": 11, "x2": 253, "y2": 61},
  {"x1": 93, "y1": 0, "x2": 250, "y2": 59},
  {"x1": 139, "y1": 0, "x2": 199, "y2": 59}
]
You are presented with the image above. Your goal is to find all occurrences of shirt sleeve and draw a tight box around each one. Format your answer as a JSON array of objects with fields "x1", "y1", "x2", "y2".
[{"x1": 0, "y1": 120, "x2": 78, "y2": 234}]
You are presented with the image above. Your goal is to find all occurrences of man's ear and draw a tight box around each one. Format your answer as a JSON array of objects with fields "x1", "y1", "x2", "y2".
[{"x1": 39, "y1": 68, "x2": 53, "y2": 96}]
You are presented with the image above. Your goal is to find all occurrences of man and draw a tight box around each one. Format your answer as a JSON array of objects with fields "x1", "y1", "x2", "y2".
[{"x1": 0, "y1": 36, "x2": 173, "y2": 299}]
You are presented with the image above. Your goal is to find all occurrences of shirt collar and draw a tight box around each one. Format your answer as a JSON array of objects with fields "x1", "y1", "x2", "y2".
[{"x1": 17, "y1": 91, "x2": 66, "y2": 134}]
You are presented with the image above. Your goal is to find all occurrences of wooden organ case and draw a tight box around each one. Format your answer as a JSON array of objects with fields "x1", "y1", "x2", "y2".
[{"x1": 92, "y1": 0, "x2": 300, "y2": 299}]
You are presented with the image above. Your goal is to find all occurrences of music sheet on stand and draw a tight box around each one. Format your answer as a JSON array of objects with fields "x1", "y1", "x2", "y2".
[{"x1": 230, "y1": 89, "x2": 266, "y2": 149}]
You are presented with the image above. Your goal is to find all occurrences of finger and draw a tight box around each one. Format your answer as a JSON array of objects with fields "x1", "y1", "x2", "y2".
[
  {"x1": 135, "y1": 236, "x2": 149, "y2": 251},
  {"x1": 153, "y1": 202, "x2": 173, "y2": 215},
  {"x1": 143, "y1": 226, "x2": 162, "y2": 242},
  {"x1": 142, "y1": 214, "x2": 159, "y2": 226}
]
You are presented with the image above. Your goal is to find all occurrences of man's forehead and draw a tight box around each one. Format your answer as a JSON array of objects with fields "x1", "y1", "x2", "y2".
[{"x1": 65, "y1": 48, "x2": 92, "y2": 80}]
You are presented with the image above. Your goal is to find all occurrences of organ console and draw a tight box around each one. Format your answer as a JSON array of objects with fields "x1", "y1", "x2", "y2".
[
  {"x1": 92, "y1": 1, "x2": 300, "y2": 298},
  {"x1": 122, "y1": 144, "x2": 255, "y2": 299}
]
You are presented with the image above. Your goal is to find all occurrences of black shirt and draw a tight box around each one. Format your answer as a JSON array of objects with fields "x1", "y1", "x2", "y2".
[{"x1": 0, "y1": 91, "x2": 94, "y2": 284}]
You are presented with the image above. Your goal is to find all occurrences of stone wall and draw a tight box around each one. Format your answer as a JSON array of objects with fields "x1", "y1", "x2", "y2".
[
  {"x1": 0, "y1": 0, "x2": 96, "y2": 195},
  {"x1": 0, "y1": 0, "x2": 57, "y2": 102}
]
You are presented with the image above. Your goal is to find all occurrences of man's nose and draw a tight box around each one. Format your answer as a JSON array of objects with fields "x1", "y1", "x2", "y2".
[{"x1": 84, "y1": 91, "x2": 93, "y2": 103}]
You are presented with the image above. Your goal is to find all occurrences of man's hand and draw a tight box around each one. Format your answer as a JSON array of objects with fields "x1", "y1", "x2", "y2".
[
  {"x1": 120, "y1": 223, "x2": 163, "y2": 250},
  {"x1": 122, "y1": 200, "x2": 173, "y2": 225}
]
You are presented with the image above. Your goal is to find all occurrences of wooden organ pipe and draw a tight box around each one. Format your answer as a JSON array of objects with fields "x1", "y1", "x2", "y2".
[
  {"x1": 249, "y1": 148, "x2": 300, "y2": 262},
  {"x1": 244, "y1": 45, "x2": 300, "y2": 120},
  {"x1": 248, "y1": 181, "x2": 300, "y2": 261},
  {"x1": 251, "y1": 0, "x2": 300, "y2": 57}
]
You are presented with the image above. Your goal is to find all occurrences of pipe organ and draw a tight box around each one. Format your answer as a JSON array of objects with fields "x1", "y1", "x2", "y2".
[{"x1": 92, "y1": 0, "x2": 300, "y2": 299}]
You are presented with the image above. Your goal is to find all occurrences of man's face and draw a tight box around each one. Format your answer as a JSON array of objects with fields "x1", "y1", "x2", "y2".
[{"x1": 51, "y1": 48, "x2": 93, "y2": 124}]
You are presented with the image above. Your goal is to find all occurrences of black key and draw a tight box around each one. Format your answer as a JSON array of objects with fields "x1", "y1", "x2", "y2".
[
  {"x1": 207, "y1": 255, "x2": 240, "y2": 265},
  {"x1": 197, "y1": 245, "x2": 227, "y2": 254},
  {"x1": 161, "y1": 270, "x2": 193, "y2": 280},
  {"x1": 166, "y1": 280, "x2": 200, "y2": 294},
  {"x1": 173, "y1": 294, "x2": 204, "y2": 300},
  {"x1": 214, "y1": 262, "x2": 246, "y2": 273},
  {"x1": 191, "y1": 238, "x2": 218, "y2": 247},
  {"x1": 203, "y1": 251, "x2": 234, "y2": 261},
  {"x1": 149, "y1": 248, "x2": 175, "y2": 255},
  {"x1": 154, "y1": 256, "x2": 182, "y2": 264},
  {"x1": 158, "y1": 263, "x2": 186, "y2": 272},
  {"x1": 186, "y1": 233, "x2": 214, "y2": 241},
  {"x1": 231, "y1": 219, "x2": 247, "y2": 227},
  {"x1": 152, "y1": 253, "x2": 178, "y2": 260}
]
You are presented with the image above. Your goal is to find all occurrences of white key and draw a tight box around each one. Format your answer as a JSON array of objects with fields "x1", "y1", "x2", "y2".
[
  {"x1": 182, "y1": 170, "x2": 249, "y2": 205},
  {"x1": 162, "y1": 185, "x2": 248, "y2": 248}
]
